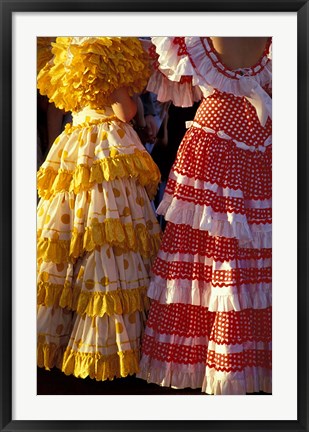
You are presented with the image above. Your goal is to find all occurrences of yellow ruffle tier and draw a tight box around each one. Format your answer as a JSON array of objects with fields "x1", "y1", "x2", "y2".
[
  {"x1": 37, "y1": 341, "x2": 66, "y2": 371},
  {"x1": 37, "y1": 219, "x2": 162, "y2": 263},
  {"x1": 38, "y1": 341, "x2": 140, "y2": 380},
  {"x1": 37, "y1": 149, "x2": 160, "y2": 201},
  {"x1": 37, "y1": 37, "x2": 151, "y2": 113},
  {"x1": 37, "y1": 37, "x2": 55, "y2": 74},
  {"x1": 37, "y1": 282, "x2": 150, "y2": 318},
  {"x1": 62, "y1": 347, "x2": 140, "y2": 381}
]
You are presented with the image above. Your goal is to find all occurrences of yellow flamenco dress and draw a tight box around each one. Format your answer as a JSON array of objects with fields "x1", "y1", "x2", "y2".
[{"x1": 36, "y1": 37, "x2": 161, "y2": 381}]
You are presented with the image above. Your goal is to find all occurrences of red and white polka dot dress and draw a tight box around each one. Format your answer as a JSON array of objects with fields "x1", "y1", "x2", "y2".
[{"x1": 137, "y1": 37, "x2": 272, "y2": 394}]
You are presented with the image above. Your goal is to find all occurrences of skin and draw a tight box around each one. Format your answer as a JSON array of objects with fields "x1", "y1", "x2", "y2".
[
  {"x1": 110, "y1": 87, "x2": 137, "y2": 122},
  {"x1": 145, "y1": 115, "x2": 158, "y2": 143},
  {"x1": 210, "y1": 37, "x2": 269, "y2": 70}
]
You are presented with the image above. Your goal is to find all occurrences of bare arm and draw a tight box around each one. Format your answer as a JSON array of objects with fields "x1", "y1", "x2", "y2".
[{"x1": 110, "y1": 87, "x2": 137, "y2": 123}]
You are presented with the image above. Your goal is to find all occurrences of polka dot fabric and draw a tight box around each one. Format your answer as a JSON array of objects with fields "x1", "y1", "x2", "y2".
[
  {"x1": 138, "y1": 37, "x2": 272, "y2": 394},
  {"x1": 170, "y1": 123, "x2": 271, "y2": 201},
  {"x1": 194, "y1": 91, "x2": 272, "y2": 149},
  {"x1": 37, "y1": 39, "x2": 162, "y2": 383}
]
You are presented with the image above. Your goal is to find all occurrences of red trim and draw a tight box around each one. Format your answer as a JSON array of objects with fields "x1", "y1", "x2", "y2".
[
  {"x1": 165, "y1": 179, "x2": 272, "y2": 224},
  {"x1": 152, "y1": 257, "x2": 272, "y2": 286},
  {"x1": 160, "y1": 223, "x2": 272, "y2": 261},
  {"x1": 203, "y1": 37, "x2": 272, "y2": 79},
  {"x1": 142, "y1": 333, "x2": 272, "y2": 370},
  {"x1": 172, "y1": 36, "x2": 197, "y2": 70},
  {"x1": 146, "y1": 301, "x2": 272, "y2": 345},
  {"x1": 170, "y1": 127, "x2": 272, "y2": 200}
]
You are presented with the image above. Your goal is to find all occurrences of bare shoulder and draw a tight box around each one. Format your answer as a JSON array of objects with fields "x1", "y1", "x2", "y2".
[{"x1": 210, "y1": 37, "x2": 270, "y2": 70}]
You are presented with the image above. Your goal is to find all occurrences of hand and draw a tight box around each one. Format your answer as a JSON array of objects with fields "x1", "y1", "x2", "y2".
[
  {"x1": 145, "y1": 115, "x2": 159, "y2": 143},
  {"x1": 134, "y1": 125, "x2": 149, "y2": 145}
]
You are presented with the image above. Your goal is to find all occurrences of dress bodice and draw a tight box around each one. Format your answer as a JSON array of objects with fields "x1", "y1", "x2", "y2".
[{"x1": 147, "y1": 36, "x2": 272, "y2": 126}]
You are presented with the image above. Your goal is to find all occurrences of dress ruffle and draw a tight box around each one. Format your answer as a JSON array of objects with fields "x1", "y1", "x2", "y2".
[
  {"x1": 37, "y1": 115, "x2": 160, "y2": 201},
  {"x1": 60, "y1": 309, "x2": 145, "y2": 380},
  {"x1": 37, "y1": 341, "x2": 67, "y2": 371},
  {"x1": 147, "y1": 37, "x2": 203, "y2": 107},
  {"x1": 138, "y1": 358, "x2": 272, "y2": 394},
  {"x1": 138, "y1": 356, "x2": 206, "y2": 389},
  {"x1": 147, "y1": 37, "x2": 272, "y2": 126},
  {"x1": 37, "y1": 103, "x2": 162, "y2": 380},
  {"x1": 37, "y1": 153, "x2": 159, "y2": 201},
  {"x1": 157, "y1": 196, "x2": 271, "y2": 249},
  {"x1": 202, "y1": 367, "x2": 272, "y2": 395},
  {"x1": 37, "y1": 217, "x2": 161, "y2": 263},
  {"x1": 62, "y1": 348, "x2": 140, "y2": 381},
  {"x1": 37, "y1": 37, "x2": 55, "y2": 74},
  {"x1": 148, "y1": 276, "x2": 272, "y2": 311},
  {"x1": 37, "y1": 37, "x2": 151, "y2": 112},
  {"x1": 37, "y1": 304, "x2": 74, "y2": 370},
  {"x1": 138, "y1": 307, "x2": 271, "y2": 394},
  {"x1": 186, "y1": 37, "x2": 272, "y2": 126},
  {"x1": 154, "y1": 116, "x2": 271, "y2": 248},
  {"x1": 38, "y1": 280, "x2": 150, "y2": 317},
  {"x1": 138, "y1": 356, "x2": 272, "y2": 394}
]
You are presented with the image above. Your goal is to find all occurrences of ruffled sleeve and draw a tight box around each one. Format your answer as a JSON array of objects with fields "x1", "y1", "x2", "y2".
[
  {"x1": 37, "y1": 37, "x2": 151, "y2": 113},
  {"x1": 146, "y1": 37, "x2": 204, "y2": 107}
]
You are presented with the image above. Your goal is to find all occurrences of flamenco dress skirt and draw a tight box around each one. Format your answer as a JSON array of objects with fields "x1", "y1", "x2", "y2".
[
  {"x1": 36, "y1": 106, "x2": 161, "y2": 381},
  {"x1": 138, "y1": 92, "x2": 272, "y2": 395}
]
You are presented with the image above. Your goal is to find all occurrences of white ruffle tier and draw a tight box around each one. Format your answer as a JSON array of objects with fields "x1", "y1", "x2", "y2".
[
  {"x1": 147, "y1": 70, "x2": 203, "y2": 108},
  {"x1": 202, "y1": 366, "x2": 272, "y2": 395},
  {"x1": 148, "y1": 276, "x2": 271, "y2": 311},
  {"x1": 137, "y1": 356, "x2": 206, "y2": 389},
  {"x1": 137, "y1": 357, "x2": 271, "y2": 394},
  {"x1": 157, "y1": 196, "x2": 272, "y2": 249}
]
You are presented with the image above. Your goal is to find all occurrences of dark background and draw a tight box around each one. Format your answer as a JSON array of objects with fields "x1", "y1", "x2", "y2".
[{"x1": 37, "y1": 367, "x2": 268, "y2": 395}]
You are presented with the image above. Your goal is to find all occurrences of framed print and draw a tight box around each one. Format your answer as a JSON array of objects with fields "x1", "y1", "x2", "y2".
[{"x1": 1, "y1": 0, "x2": 308, "y2": 431}]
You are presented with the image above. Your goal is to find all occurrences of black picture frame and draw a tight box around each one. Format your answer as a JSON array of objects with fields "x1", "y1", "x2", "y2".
[{"x1": 1, "y1": 0, "x2": 308, "y2": 431}]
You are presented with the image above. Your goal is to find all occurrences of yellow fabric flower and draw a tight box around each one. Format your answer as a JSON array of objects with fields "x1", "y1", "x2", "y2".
[
  {"x1": 37, "y1": 37, "x2": 55, "y2": 74},
  {"x1": 37, "y1": 37, "x2": 151, "y2": 112}
]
